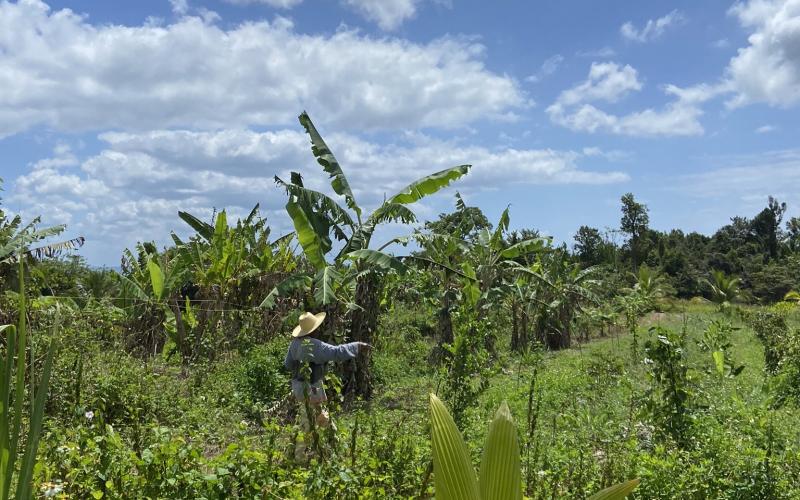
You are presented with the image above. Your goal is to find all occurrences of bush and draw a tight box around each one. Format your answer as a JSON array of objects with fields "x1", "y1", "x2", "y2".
[{"x1": 234, "y1": 341, "x2": 289, "y2": 415}]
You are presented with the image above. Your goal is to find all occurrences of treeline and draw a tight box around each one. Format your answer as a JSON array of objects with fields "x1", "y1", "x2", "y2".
[{"x1": 571, "y1": 194, "x2": 799, "y2": 302}]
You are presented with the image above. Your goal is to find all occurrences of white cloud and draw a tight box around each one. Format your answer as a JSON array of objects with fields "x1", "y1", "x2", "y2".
[
  {"x1": 547, "y1": 63, "x2": 723, "y2": 137},
  {"x1": 343, "y1": 0, "x2": 418, "y2": 31},
  {"x1": 576, "y1": 47, "x2": 616, "y2": 58},
  {"x1": 169, "y1": 0, "x2": 189, "y2": 15},
  {"x1": 525, "y1": 54, "x2": 564, "y2": 83},
  {"x1": 678, "y1": 149, "x2": 800, "y2": 211},
  {"x1": 725, "y1": 0, "x2": 800, "y2": 108},
  {"x1": 225, "y1": 0, "x2": 304, "y2": 8},
  {"x1": 756, "y1": 124, "x2": 778, "y2": 133},
  {"x1": 555, "y1": 62, "x2": 642, "y2": 106},
  {"x1": 712, "y1": 38, "x2": 730, "y2": 48},
  {"x1": 620, "y1": 10, "x2": 685, "y2": 42},
  {"x1": 0, "y1": 0, "x2": 525, "y2": 138},
  {"x1": 8, "y1": 128, "x2": 628, "y2": 264}
]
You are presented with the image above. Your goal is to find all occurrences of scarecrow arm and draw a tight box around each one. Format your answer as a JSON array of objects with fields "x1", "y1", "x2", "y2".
[{"x1": 316, "y1": 341, "x2": 361, "y2": 363}]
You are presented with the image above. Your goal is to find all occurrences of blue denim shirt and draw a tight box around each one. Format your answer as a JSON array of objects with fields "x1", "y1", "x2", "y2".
[{"x1": 284, "y1": 337, "x2": 360, "y2": 401}]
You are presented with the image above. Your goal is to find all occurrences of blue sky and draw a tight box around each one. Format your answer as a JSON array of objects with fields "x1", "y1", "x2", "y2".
[{"x1": 1, "y1": 0, "x2": 799, "y2": 265}]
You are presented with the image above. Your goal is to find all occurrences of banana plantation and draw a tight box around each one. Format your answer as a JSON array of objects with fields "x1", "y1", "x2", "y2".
[{"x1": 2, "y1": 113, "x2": 800, "y2": 499}]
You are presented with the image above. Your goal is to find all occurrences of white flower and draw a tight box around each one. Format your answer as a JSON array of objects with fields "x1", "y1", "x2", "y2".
[
  {"x1": 85, "y1": 410, "x2": 94, "y2": 421},
  {"x1": 42, "y1": 483, "x2": 64, "y2": 497}
]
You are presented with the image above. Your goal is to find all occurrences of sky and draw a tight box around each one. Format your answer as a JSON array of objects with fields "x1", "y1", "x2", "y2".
[{"x1": 1, "y1": 0, "x2": 800, "y2": 266}]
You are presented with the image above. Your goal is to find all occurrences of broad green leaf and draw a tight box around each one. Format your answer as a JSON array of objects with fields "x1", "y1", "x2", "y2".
[
  {"x1": 346, "y1": 249, "x2": 407, "y2": 274},
  {"x1": 314, "y1": 266, "x2": 341, "y2": 306},
  {"x1": 299, "y1": 112, "x2": 361, "y2": 219},
  {"x1": 490, "y1": 207, "x2": 510, "y2": 251},
  {"x1": 461, "y1": 263, "x2": 480, "y2": 308},
  {"x1": 285, "y1": 200, "x2": 328, "y2": 270},
  {"x1": 388, "y1": 165, "x2": 471, "y2": 205},
  {"x1": 712, "y1": 350, "x2": 725, "y2": 376},
  {"x1": 24, "y1": 236, "x2": 85, "y2": 261},
  {"x1": 0, "y1": 223, "x2": 66, "y2": 261},
  {"x1": 178, "y1": 211, "x2": 214, "y2": 241},
  {"x1": 214, "y1": 210, "x2": 228, "y2": 241},
  {"x1": 500, "y1": 238, "x2": 546, "y2": 259},
  {"x1": 16, "y1": 338, "x2": 58, "y2": 500},
  {"x1": 429, "y1": 394, "x2": 480, "y2": 500},
  {"x1": 147, "y1": 259, "x2": 165, "y2": 301},
  {"x1": 275, "y1": 177, "x2": 355, "y2": 230},
  {"x1": 587, "y1": 479, "x2": 640, "y2": 500},
  {"x1": 479, "y1": 401, "x2": 522, "y2": 500},
  {"x1": 260, "y1": 274, "x2": 313, "y2": 309}
]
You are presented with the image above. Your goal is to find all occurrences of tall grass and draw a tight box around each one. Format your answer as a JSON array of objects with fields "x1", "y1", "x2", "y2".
[{"x1": 0, "y1": 259, "x2": 58, "y2": 500}]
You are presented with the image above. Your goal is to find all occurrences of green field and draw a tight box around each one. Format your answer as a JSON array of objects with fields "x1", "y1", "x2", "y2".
[{"x1": 5, "y1": 300, "x2": 794, "y2": 498}]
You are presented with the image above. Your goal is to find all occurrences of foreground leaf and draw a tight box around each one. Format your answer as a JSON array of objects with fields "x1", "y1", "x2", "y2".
[
  {"x1": 430, "y1": 394, "x2": 480, "y2": 500},
  {"x1": 479, "y1": 402, "x2": 522, "y2": 500},
  {"x1": 587, "y1": 479, "x2": 640, "y2": 500}
]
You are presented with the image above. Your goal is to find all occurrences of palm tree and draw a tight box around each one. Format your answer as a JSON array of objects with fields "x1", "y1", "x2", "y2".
[
  {"x1": 631, "y1": 264, "x2": 667, "y2": 310},
  {"x1": 705, "y1": 270, "x2": 740, "y2": 309}
]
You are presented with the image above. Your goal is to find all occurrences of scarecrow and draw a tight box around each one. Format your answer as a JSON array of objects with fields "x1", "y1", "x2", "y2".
[{"x1": 284, "y1": 311, "x2": 370, "y2": 461}]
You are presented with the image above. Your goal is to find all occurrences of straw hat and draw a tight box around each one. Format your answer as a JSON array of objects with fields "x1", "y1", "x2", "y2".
[{"x1": 292, "y1": 311, "x2": 327, "y2": 338}]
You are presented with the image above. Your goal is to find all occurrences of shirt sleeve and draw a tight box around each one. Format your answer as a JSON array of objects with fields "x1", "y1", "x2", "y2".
[
  {"x1": 314, "y1": 340, "x2": 360, "y2": 363},
  {"x1": 283, "y1": 343, "x2": 294, "y2": 371}
]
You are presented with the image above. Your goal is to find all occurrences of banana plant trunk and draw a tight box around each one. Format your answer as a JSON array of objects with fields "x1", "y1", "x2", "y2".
[{"x1": 343, "y1": 272, "x2": 382, "y2": 400}]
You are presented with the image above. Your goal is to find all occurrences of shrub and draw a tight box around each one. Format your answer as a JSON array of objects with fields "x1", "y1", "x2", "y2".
[
  {"x1": 643, "y1": 326, "x2": 694, "y2": 446},
  {"x1": 234, "y1": 342, "x2": 289, "y2": 415}
]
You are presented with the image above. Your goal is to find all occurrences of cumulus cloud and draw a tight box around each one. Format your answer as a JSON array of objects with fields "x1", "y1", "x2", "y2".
[
  {"x1": 620, "y1": 10, "x2": 685, "y2": 42},
  {"x1": 0, "y1": 0, "x2": 525, "y2": 138},
  {"x1": 343, "y1": 0, "x2": 418, "y2": 31},
  {"x1": 547, "y1": 62, "x2": 723, "y2": 136},
  {"x1": 725, "y1": 0, "x2": 800, "y2": 108},
  {"x1": 8, "y1": 128, "x2": 628, "y2": 264}
]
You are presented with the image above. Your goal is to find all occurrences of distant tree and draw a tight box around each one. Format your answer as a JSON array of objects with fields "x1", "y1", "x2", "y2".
[
  {"x1": 573, "y1": 225, "x2": 603, "y2": 266},
  {"x1": 424, "y1": 193, "x2": 492, "y2": 243},
  {"x1": 786, "y1": 216, "x2": 800, "y2": 253},
  {"x1": 751, "y1": 196, "x2": 786, "y2": 260},
  {"x1": 620, "y1": 193, "x2": 650, "y2": 271}
]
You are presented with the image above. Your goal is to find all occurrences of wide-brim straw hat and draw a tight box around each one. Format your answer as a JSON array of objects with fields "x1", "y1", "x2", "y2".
[{"x1": 292, "y1": 311, "x2": 327, "y2": 338}]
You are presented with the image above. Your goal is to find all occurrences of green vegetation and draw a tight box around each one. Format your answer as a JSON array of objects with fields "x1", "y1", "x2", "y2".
[{"x1": 2, "y1": 116, "x2": 800, "y2": 498}]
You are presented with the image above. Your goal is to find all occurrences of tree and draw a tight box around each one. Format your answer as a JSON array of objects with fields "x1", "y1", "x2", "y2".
[
  {"x1": 526, "y1": 249, "x2": 600, "y2": 350},
  {"x1": 424, "y1": 193, "x2": 492, "y2": 243},
  {"x1": 620, "y1": 193, "x2": 649, "y2": 271},
  {"x1": 751, "y1": 196, "x2": 786, "y2": 260},
  {"x1": 573, "y1": 225, "x2": 603, "y2": 266},
  {"x1": 785, "y1": 216, "x2": 800, "y2": 253},
  {"x1": 274, "y1": 112, "x2": 471, "y2": 399}
]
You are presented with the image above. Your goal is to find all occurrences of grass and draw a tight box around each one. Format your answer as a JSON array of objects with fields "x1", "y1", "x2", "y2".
[{"x1": 27, "y1": 301, "x2": 800, "y2": 498}]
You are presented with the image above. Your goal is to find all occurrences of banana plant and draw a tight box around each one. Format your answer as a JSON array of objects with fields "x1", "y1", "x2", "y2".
[
  {"x1": 1, "y1": 259, "x2": 58, "y2": 500},
  {"x1": 429, "y1": 394, "x2": 639, "y2": 500},
  {"x1": 269, "y1": 112, "x2": 471, "y2": 398},
  {"x1": 0, "y1": 213, "x2": 84, "y2": 265},
  {"x1": 519, "y1": 250, "x2": 601, "y2": 350},
  {"x1": 270, "y1": 112, "x2": 470, "y2": 293}
]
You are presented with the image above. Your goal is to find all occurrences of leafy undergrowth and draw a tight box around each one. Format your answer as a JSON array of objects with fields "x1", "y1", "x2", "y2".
[{"x1": 31, "y1": 303, "x2": 800, "y2": 498}]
